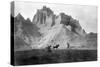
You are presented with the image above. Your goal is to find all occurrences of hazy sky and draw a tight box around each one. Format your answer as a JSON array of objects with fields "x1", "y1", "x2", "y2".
[{"x1": 14, "y1": 1, "x2": 97, "y2": 33}]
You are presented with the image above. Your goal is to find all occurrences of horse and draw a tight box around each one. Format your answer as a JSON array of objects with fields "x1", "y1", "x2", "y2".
[
  {"x1": 45, "y1": 45, "x2": 52, "y2": 52},
  {"x1": 53, "y1": 44, "x2": 59, "y2": 49}
]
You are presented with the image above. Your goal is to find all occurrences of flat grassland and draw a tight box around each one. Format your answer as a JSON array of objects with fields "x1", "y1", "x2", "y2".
[{"x1": 14, "y1": 49, "x2": 97, "y2": 66}]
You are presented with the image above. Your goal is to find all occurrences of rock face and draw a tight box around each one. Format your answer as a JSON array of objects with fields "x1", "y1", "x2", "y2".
[
  {"x1": 13, "y1": 6, "x2": 97, "y2": 50},
  {"x1": 33, "y1": 6, "x2": 54, "y2": 26},
  {"x1": 85, "y1": 32, "x2": 97, "y2": 49},
  {"x1": 13, "y1": 13, "x2": 41, "y2": 51},
  {"x1": 31, "y1": 6, "x2": 88, "y2": 49}
]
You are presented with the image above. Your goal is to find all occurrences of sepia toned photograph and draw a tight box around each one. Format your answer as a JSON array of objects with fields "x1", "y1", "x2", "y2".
[{"x1": 11, "y1": 1, "x2": 97, "y2": 66}]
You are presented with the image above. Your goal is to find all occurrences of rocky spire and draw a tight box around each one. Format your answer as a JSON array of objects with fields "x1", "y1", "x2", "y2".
[
  {"x1": 16, "y1": 13, "x2": 25, "y2": 20},
  {"x1": 26, "y1": 18, "x2": 31, "y2": 22},
  {"x1": 32, "y1": 6, "x2": 54, "y2": 26}
]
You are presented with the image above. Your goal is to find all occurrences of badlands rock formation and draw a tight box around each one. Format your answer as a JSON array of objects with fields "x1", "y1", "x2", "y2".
[
  {"x1": 13, "y1": 6, "x2": 97, "y2": 50},
  {"x1": 32, "y1": 6, "x2": 86, "y2": 49}
]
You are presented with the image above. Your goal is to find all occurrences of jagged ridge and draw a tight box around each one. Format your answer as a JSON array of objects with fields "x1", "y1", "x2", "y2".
[{"x1": 13, "y1": 6, "x2": 97, "y2": 50}]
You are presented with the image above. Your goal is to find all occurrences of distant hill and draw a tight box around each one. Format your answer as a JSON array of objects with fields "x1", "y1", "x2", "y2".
[
  {"x1": 85, "y1": 32, "x2": 97, "y2": 49},
  {"x1": 13, "y1": 13, "x2": 41, "y2": 51}
]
